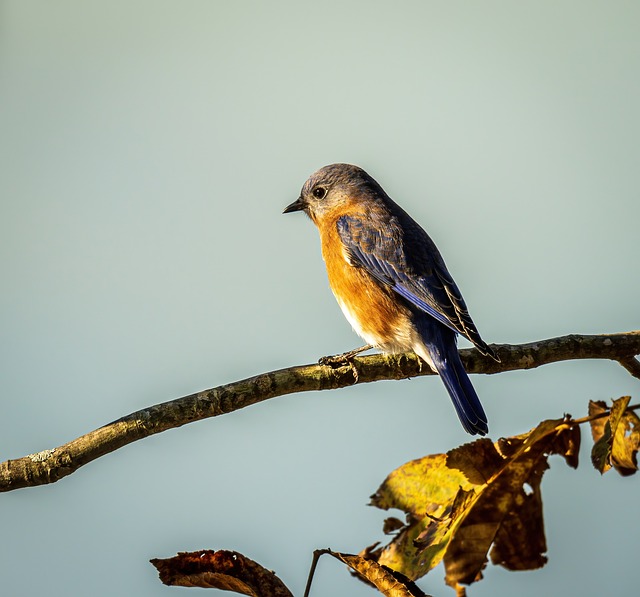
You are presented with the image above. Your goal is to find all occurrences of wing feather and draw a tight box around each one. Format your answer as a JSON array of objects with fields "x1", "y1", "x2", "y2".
[{"x1": 337, "y1": 214, "x2": 497, "y2": 359}]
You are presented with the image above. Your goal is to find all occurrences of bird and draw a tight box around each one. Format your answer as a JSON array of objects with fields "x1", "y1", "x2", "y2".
[{"x1": 283, "y1": 163, "x2": 499, "y2": 435}]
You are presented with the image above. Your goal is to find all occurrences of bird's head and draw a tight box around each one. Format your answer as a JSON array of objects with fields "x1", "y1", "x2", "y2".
[{"x1": 283, "y1": 163, "x2": 381, "y2": 224}]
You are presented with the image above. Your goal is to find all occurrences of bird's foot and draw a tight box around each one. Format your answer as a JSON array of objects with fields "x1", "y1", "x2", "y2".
[{"x1": 319, "y1": 345, "x2": 373, "y2": 368}]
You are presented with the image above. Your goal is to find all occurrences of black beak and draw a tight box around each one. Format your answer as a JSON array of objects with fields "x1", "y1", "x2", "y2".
[{"x1": 283, "y1": 196, "x2": 306, "y2": 214}]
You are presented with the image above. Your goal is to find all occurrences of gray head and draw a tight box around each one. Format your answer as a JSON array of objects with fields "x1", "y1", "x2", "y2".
[{"x1": 283, "y1": 163, "x2": 387, "y2": 222}]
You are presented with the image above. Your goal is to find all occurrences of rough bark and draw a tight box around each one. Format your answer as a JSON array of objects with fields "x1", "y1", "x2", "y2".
[{"x1": 1, "y1": 331, "x2": 639, "y2": 492}]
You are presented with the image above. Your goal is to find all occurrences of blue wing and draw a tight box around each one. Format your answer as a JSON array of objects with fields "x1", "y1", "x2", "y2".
[{"x1": 336, "y1": 214, "x2": 496, "y2": 359}]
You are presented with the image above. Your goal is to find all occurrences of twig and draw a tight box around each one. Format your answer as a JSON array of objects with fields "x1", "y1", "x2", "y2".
[
  {"x1": 303, "y1": 549, "x2": 331, "y2": 597},
  {"x1": 571, "y1": 402, "x2": 640, "y2": 426},
  {"x1": 1, "y1": 331, "x2": 639, "y2": 493}
]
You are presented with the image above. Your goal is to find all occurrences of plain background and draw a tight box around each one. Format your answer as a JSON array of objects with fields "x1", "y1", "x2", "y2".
[{"x1": 1, "y1": 2, "x2": 639, "y2": 596}]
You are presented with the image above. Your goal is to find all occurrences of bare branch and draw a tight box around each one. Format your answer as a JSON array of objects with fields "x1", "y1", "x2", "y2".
[
  {"x1": 618, "y1": 356, "x2": 640, "y2": 380},
  {"x1": 1, "y1": 331, "x2": 639, "y2": 493}
]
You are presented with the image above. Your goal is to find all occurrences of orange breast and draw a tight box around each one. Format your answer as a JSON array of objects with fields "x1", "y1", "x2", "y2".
[{"x1": 317, "y1": 210, "x2": 414, "y2": 352}]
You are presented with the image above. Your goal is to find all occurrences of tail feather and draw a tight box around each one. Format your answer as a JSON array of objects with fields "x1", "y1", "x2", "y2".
[
  {"x1": 415, "y1": 320, "x2": 489, "y2": 436},
  {"x1": 434, "y1": 351, "x2": 488, "y2": 435}
]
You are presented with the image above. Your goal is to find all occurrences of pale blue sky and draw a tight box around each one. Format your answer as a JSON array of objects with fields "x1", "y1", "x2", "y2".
[{"x1": 1, "y1": 2, "x2": 639, "y2": 596}]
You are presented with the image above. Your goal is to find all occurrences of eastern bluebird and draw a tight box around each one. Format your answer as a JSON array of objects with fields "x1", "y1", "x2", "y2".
[{"x1": 283, "y1": 163, "x2": 499, "y2": 435}]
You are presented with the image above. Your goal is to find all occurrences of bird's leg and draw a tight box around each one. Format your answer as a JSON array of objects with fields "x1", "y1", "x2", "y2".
[{"x1": 319, "y1": 345, "x2": 373, "y2": 367}]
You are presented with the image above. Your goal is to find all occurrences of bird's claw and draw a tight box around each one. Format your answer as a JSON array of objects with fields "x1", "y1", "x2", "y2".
[
  {"x1": 318, "y1": 345, "x2": 372, "y2": 368},
  {"x1": 319, "y1": 353, "x2": 352, "y2": 368}
]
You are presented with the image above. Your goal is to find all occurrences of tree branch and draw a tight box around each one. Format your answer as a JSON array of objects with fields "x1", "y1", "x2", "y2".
[
  {"x1": 2, "y1": 331, "x2": 639, "y2": 492},
  {"x1": 618, "y1": 356, "x2": 640, "y2": 380}
]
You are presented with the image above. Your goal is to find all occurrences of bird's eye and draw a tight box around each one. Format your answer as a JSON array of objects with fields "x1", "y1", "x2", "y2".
[{"x1": 313, "y1": 186, "x2": 327, "y2": 199}]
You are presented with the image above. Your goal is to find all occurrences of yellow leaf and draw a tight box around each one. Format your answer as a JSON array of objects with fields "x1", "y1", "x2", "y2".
[
  {"x1": 369, "y1": 451, "x2": 476, "y2": 577},
  {"x1": 590, "y1": 396, "x2": 640, "y2": 476},
  {"x1": 371, "y1": 452, "x2": 474, "y2": 517}
]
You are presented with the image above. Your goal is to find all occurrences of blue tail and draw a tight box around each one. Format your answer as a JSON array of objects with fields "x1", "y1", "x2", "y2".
[{"x1": 416, "y1": 319, "x2": 489, "y2": 436}]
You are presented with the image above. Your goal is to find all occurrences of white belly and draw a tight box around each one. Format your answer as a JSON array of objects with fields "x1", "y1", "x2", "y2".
[{"x1": 334, "y1": 294, "x2": 415, "y2": 354}]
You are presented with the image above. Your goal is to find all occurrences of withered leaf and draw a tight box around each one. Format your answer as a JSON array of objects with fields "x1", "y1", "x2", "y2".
[
  {"x1": 369, "y1": 452, "x2": 475, "y2": 578},
  {"x1": 588, "y1": 400, "x2": 608, "y2": 441},
  {"x1": 590, "y1": 397, "x2": 640, "y2": 476},
  {"x1": 323, "y1": 550, "x2": 431, "y2": 597},
  {"x1": 371, "y1": 452, "x2": 473, "y2": 516},
  {"x1": 366, "y1": 419, "x2": 580, "y2": 590},
  {"x1": 589, "y1": 400, "x2": 611, "y2": 473},
  {"x1": 383, "y1": 517, "x2": 406, "y2": 535},
  {"x1": 150, "y1": 550, "x2": 293, "y2": 597}
]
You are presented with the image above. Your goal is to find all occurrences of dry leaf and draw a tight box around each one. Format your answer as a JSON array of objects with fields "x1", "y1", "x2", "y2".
[
  {"x1": 150, "y1": 550, "x2": 293, "y2": 597},
  {"x1": 590, "y1": 397, "x2": 640, "y2": 476},
  {"x1": 367, "y1": 419, "x2": 580, "y2": 590},
  {"x1": 383, "y1": 517, "x2": 406, "y2": 535},
  {"x1": 321, "y1": 550, "x2": 431, "y2": 597},
  {"x1": 589, "y1": 400, "x2": 611, "y2": 473}
]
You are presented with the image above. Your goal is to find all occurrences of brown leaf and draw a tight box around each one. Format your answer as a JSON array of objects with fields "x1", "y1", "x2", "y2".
[
  {"x1": 588, "y1": 400, "x2": 609, "y2": 442},
  {"x1": 383, "y1": 517, "x2": 406, "y2": 535},
  {"x1": 366, "y1": 419, "x2": 580, "y2": 590},
  {"x1": 327, "y1": 550, "x2": 431, "y2": 597},
  {"x1": 589, "y1": 400, "x2": 612, "y2": 473},
  {"x1": 150, "y1": 550, "x2": 293, "y2": 596},
  {"x1": 487, "y1": 457, "x2": 547, "y2": 571},
  {"x1": 553, "y1": 417, "x2": 581, "y2": 469}
]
